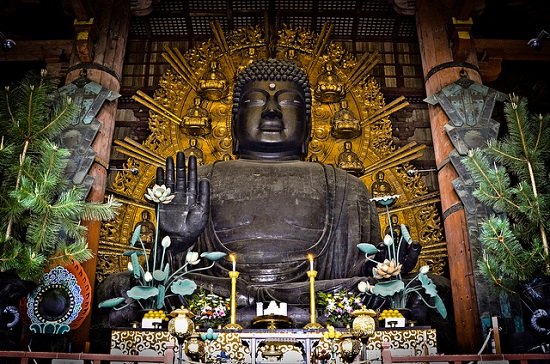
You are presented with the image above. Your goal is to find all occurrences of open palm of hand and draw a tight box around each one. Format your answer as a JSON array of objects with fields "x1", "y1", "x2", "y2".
[{"x1": 155, "y1": 152, "x2": 210, "y2": 254}]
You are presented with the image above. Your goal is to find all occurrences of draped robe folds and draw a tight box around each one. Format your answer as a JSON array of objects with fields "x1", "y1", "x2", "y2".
[{"x1": 185, "y1": 159, "x2": 381, "y2": 306}]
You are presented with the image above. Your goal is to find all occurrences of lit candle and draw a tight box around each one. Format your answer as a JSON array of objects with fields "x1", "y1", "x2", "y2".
[
  {"x1": 308, "y1": 254, "x2": 314, "y2": 271},
  {"x1": 230, "y1": 254, "x2": 236, "y2": 272}
]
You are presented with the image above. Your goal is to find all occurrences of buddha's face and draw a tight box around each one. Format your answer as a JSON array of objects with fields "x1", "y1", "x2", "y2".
[{"x1": 233, "y1": 80, "x2": 309, "y2": 159}]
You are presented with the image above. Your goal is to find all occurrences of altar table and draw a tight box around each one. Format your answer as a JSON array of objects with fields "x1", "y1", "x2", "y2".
[{"x1": 110, "y1": 327, "x2": 437, "y2": 363}]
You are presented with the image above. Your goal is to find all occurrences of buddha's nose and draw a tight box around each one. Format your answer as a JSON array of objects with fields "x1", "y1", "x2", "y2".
[{"x1": 261, "y1": 97, "x2": 282, "y2": 119}]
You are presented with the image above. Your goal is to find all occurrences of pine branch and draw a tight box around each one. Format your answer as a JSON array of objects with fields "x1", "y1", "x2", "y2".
[
  {"x1": 48, "y1": 242, "x2": 94, "y2": 269},
  {"x1": 0, "y1": 70, "x2": 127, "y2": 281},
  {"x1": 464, "y1": 95, "x2": 550, "y2": 291},
  {"x1": 34, "y1": 96, "x2": 78, "y2": 141},
  {"x1": 17, "y1": 247, "x2": 47, "y2": 281},
  {"x1": 80, "y1": 195, "x2": 122, "y2": 221}
]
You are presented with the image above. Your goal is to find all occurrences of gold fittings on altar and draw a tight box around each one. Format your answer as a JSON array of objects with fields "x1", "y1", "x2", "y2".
[
  {"x1": 168, "y1": 307, "x2": 195, "y2": 341},
  {"x1": 224, "y1": 256, "x2": 243, "y2": 330},
  {"x1": 304, "y1": 266, "x2": 324, "y2": 330},
  {"x1": 352, "y1": 308, "x2": 377, "y2": 340}
]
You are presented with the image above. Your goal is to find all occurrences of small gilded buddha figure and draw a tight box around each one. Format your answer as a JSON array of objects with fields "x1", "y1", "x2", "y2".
[
  {"x1": 371, "y1": 170, "x2": 394, "y2": 198},
  {"x1": 237, "y1": 47, "x2": 258, "y2": 74},
  {"x1": 285, "y1": 48, "x2": 301, "y2": 66},
  {"x1": 197, "y1": 60, "x2": 229, "y2": 101},
  {"x1": 133, "y1": 210, "x2": 155, "y2": 249},
  {"x1": 331, "y1": 99, "x2": 362, "y2": 139},
  {"x1": 337, "y1": 141, "x2": 364, "y2": 176},
  {"x1": 314, "y1": 62, "x2": 345, "y2": 103},
  {"x1": 181, "y1": 97, "x2": 211, "y2": 136},
  {"x1": 183, "y1": 138, "x2": 204, "y2": 166},
  {"x1": 384, "y1": 214, "x2": 404, "y2": 242}
]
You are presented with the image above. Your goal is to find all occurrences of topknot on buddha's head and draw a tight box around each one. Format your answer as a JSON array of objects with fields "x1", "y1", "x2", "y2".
[{"x1": 232, "y1": 58, "x2": 312, "y2": 118}]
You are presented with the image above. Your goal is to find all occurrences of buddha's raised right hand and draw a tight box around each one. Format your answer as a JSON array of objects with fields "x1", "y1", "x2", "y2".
[{"x1": 155, "y1": 152, "x2": 210, "y2": 254}]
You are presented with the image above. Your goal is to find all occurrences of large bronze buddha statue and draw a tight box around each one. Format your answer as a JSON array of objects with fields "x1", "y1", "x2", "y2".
[{"x1": 156, "y1": 58, "x2": 382, "y2": 307}]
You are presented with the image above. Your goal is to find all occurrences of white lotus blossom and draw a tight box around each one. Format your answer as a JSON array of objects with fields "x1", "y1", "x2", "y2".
[
  {"x1": 186, "y1": 251, "x2": 200, "y2": 265},
  {"x1": 373, "y1": 259, "x2": 402, "y2": 279},
  {"x1": 358, "y1": 281, "x2": 369, "y2": 293},
  {"x1": 161, "y1": 235, "x2": 171, "y2": 248},
  {"x1": 145, "y1": 184, "x2": 175, "y2": 204}
]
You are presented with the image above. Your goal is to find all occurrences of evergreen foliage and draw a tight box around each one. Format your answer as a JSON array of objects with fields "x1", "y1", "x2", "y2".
[
  {"x1": 463, "y1": 95, "x2": 550, "y2": 293},
  {"x1": 0, "y1": 70, "x2": 120, "y2": 281}
]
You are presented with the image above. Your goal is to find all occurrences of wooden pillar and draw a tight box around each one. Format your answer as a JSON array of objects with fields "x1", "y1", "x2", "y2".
[
  {"x1": 65, "y1": 0, "x2": 131, "y2": 351},
  {"x1": 414, "y1": 0, "x2": 483, "y2": 352}
]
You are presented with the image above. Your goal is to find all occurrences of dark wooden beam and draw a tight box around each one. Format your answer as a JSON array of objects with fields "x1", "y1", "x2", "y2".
[{"x1": 475, "y1": 38, "x2": 550, "y2": 61}]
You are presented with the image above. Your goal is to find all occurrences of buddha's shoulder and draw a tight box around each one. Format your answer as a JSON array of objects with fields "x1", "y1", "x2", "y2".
[
  {"x1": 198, "y1": 160, "x2": 366, "y2": 186},
  {"x1": 199, "y1": 159, "x2": 322, "y2": 174}
]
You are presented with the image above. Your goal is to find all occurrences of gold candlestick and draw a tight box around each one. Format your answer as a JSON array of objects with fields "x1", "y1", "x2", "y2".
[
  {"x1": 223, "y1": 270, "x2": 243, "y2": 330},
  {"x1": 304, "y1": 270, "x2": 323, "y2": 329}
]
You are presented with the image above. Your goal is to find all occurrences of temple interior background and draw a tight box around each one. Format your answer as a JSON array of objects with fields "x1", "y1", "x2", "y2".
[
  {"x1": 1, "y1": 0, "x2": 550, "y2": 357},
  {"x1": 1, "y1": 0, "x2": 549, "y2": 194}
]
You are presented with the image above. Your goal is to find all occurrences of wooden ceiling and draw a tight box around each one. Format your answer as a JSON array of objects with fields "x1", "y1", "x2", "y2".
[
  {"x1": 126, "y1": 0, "x2": 417, "y2": 42},
  {"x1": 0, "y1": 0, "x2": 548, "y2": 43},
  {"x1": 0, "y1": 0, "x2": 549, "y2": 110}
]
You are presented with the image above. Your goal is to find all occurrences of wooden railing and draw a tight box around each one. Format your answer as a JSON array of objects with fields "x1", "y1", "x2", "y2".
[
  {"x1": 2, "y1": 341, "x2": 550, "y2": 364},
  {"x1": 0, "y1": 343, "x2": 174, "y2": 364},
  {"x1": 380, "y1": 342, "x2": 550, "y2": 364}
]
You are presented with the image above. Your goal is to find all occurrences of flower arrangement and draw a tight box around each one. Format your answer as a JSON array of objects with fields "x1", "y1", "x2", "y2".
[
  {"x1": 356, "y1": 195, "x2": 447, "y2": 319},
  {"x1": 317, "y1": 289, "x2": 364, "y2": 327},
  {"x1": 187, "y1": 286, "x2": 230, "y2": 328},
  {"x1": 98, "y1": 184, "x2": 226, "y2": 312}
]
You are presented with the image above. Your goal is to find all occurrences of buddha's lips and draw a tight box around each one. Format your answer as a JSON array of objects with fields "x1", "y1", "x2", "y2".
[{"x1": 259, "y1": 120, "x2": 284, "y2": 131}]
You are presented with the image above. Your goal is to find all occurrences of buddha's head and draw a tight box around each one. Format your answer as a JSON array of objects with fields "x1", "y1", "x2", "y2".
[{"x1": 232, "y1": 58, "x2": 312, "y2": 160}]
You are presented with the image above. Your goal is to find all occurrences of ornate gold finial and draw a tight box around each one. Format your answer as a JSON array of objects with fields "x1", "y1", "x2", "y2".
[
  {"x1": 197, "y1": 60, "x2": 229, "y2": 101},
  {"x1": 315, "y1": 62, "x2": 345, "y2": 103},
  {"x1": 182, "y1": 97, "x2": 211, "y2": 136}
]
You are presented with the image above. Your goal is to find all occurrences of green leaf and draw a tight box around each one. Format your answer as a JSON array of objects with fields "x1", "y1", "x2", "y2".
[
  {"x1": 200, "y1": 251, "x2": 227, "y2": 261},
  {"x1": 420, "y1": 277, "x2": 438, "y2": 297},
  {"x1": 131, "y1": 225, "x2": 142, "y2": 247},
  {"x1": 371, "y1": 280, "x2": 404, "y2": 297},
  {"x1": 171, "y1": 278, "x2": 197, "y2": 296},
  {"x1": 400, "y1": 224, "x2": 412, "y2": 244},
  {"x1": 98, "y1": 297, "x2": 126, "y2": 308},
  {"x1": 127, "y1": 286, "x2": 159, "y2": 300},
  {"x1": 153, "y1": 269, "x2": 166, "y2": 281},
  {"x1": 123, "y1": 250, "x2": 144, "y2": 256},
  {"x1": 163, "y1": 263, "x2": 170, "y2": 285},
  {"x1": 357, "y1": 243, "x2": 379, "y2": 255},
  {"x1": 156, "y1": 285, "x2": 166, "y2": 309},
  {"x1": 432, "y1": 295, "x2": 447, "y2": 318},
  {"x1": 131, "y1": 253, "x2": 141, "y2": 280}
]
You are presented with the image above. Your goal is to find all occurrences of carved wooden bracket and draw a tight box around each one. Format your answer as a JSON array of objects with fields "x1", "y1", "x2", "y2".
[
  {"x1": 451, "y1": 17, "x2": 473, "y2": 62},
  {"x1": 131, "y1": 0, "x2": 157, "y2": 16},
  {"x1": 74, "y1": 17, "x2": 97, "y2": 63},
  {"x1": 477, "y1": 48, "x2": 503, "y2": 82},
  {"x1": 392, "y1": 0, "x2": 416, "y2": 16}
]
